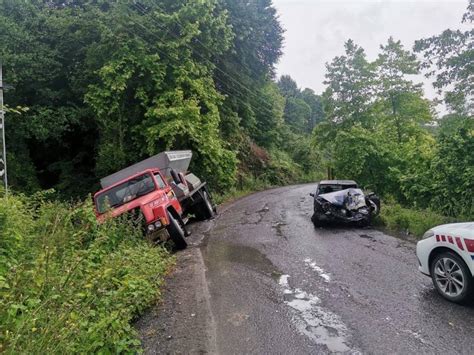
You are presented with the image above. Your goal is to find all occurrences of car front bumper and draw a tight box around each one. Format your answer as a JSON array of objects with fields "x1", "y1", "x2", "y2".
[{"x1": 416, "y1": 237, "x2": 435, "y2": 276}]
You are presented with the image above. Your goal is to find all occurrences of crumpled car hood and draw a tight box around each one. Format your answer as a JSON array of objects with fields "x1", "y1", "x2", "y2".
[{"x1": 319, "y1": 188, "x2": 367, "y2": 210}]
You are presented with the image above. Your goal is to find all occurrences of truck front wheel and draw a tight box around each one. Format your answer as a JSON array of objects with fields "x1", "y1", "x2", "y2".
[{"x1": 167, "y1": 213, "x2": 187, "y2": 250}]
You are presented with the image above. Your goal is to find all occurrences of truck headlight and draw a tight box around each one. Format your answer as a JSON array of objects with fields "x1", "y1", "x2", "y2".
[
  {"x1": 154, "y1": 220, "x2": 162, "y2": 228},
  {"x1": 147, "y1": 224, "x2": 155, "y2": 233},
  {"x1": 422, "y1": 230, "x2": 434, "y2": 239}
]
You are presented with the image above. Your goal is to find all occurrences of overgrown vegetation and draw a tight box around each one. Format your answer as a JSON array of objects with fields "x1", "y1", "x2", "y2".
[
  {"x1": 377, "y1": 202, "x2": 457, "y2": 238},
  {"x1": 2, "y1": 1, "x2": 470, "y2": 221},
  {"x1": 1, "y1": 0, "x2": 321, "y2": 196},
  {"x1": 0, "y1": 192, "x2": 173, "y2": 353},
  {"x1": 313, "y1": 19, "x2": 473, "y2": 220},
  {"x1": 0, "y1": 0, "x2": 472, "y2": 350}
]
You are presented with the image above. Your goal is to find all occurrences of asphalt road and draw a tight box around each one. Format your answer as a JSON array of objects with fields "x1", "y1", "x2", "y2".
[{"x1": 136, "y1": 184, "x2": 474, "y2": 354}]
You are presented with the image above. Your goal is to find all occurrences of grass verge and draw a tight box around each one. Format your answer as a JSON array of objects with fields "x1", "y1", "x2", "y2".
[
  {"x1": 375, "y1": 202, "x2": 460, "y2": 239},
  {"x1": 0, "y1": 191, "x2": 174, "y2": 353}
]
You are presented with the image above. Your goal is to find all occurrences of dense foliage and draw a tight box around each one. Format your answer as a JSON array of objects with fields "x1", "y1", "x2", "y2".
[
  {"x1": 0, "y1": 192, "x2": 173, "y2": 353},
  {"x1": 0, "y1": 0, "x2": 472, "y2": 351},
  {"x1": 313, "y1": 8, "x2": 473, "y2": 219},
  {"x1": 0, "y1": 0, "x2": 471, "y2": 212},
  {"x1": 1, "y1": 0, "x2": 321, "y2": 197}
]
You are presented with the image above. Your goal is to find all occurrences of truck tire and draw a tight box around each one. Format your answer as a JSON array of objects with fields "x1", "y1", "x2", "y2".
[
  {"x1": 166, "y1": 213, "x2": 187, "y2": 250},
  {"x1": 195, "y1": 190, "x2": 214, "y2": 221}
]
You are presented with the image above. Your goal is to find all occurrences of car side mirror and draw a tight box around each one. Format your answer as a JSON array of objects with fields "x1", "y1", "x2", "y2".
[{"x1": 309, "y1": 193, "x2": 314, "y2": 197}]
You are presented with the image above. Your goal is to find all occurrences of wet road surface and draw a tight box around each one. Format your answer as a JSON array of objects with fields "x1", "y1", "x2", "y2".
[{"x1": 136, "y1": 184, "x2": 474, "y2": 354}]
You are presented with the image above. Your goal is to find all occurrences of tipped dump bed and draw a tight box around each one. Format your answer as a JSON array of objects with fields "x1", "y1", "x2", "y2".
[{"x1": 100, "y1": 150, "x2": 192, "y2": 189}]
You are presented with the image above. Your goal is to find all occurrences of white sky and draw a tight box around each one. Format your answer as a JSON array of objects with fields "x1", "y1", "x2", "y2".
[{"x1": 273, "y1": 0, "x2": 470, "y2": 108}]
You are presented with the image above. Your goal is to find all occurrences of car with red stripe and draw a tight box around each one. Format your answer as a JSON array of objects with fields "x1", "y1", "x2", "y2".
[{"x1": 417, "y1": 222, "x2": 474, "y2": 303}]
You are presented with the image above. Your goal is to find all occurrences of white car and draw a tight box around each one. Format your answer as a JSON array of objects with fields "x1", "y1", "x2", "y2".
[{"x1": 416, "y1": 222, "x2": 474, "y2": 303}]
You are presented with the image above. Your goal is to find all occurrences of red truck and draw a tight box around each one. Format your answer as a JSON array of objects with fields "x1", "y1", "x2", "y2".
[{"x1": 93, "y1": 151, "x2": 215, "y2": 250}]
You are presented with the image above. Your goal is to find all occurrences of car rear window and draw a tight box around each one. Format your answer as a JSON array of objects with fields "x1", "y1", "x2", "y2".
[{"x1": 318, "y1": 184, "x2": 358, "y2": 194}]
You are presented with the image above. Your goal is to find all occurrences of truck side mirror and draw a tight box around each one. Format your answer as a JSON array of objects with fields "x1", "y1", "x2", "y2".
[{"x1": 309, "y1": 193, "x2": 314, "y2": 197}]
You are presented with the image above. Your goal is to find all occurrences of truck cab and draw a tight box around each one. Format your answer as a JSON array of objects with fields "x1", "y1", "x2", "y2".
[{"x1": 94, "y1": 151, "x2": 215, "y2": 250}]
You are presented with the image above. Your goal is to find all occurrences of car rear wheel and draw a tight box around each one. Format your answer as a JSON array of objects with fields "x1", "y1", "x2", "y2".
[
  {"x1": 430, "y1": 251, "x2": 473, "y2": 303},
  {"x1": 166, "y1": 213, "x2": 187, "y2": 250}
]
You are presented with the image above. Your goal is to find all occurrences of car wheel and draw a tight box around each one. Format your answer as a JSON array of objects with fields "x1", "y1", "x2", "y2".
[
  {"x1": 311, "y1": 213, "x2": 323, "y2": 227},
  {"x1": 430, "y1": 251, "x2": 473, "y2": 303},
  {"x1": 368, "y1": 197, "x2": 380, "y2": 216},
  {"x1": 357, "y1": 217, "x2": 370, "y2": 228},
  {"x1": 166, "y1": 213, "x2": 187, "y2": 250}
]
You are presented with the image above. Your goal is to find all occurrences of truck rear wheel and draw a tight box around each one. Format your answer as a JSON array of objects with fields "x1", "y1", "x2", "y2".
[
  {"x1": 195, "y1": 190, "x2": 214, "y2": 221},
  {"x1": 167, "y1": 213, "x2": 187, "y2": 250}
]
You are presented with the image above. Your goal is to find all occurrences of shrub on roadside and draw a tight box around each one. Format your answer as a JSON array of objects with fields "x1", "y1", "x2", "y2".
[
  {"x1": 376, "y1": 202, "x2": 459, "y2": 238},
  {"x1": 0, "y1": 192, "x2": 173, "y2": 353}
]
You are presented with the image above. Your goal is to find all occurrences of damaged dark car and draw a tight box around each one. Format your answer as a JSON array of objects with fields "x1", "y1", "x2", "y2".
[{"x1": 310, "y1": 180, "x2": 380, "y2": 227}]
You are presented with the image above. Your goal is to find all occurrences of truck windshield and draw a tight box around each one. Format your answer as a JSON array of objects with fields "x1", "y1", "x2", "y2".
[{"x1": 95, "y1": 173, "x2": 156, "y2": 214}]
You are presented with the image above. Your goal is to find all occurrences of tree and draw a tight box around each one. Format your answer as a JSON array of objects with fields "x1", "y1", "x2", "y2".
[
  {"x1": 300, "y1": 88, "x2": 325, "y2": 132},
  {"x1": 277, "y1": 75, "x2": 299, "y2": 98},
  {"x1": 414, "y1": 4, "x2": 473, "y2": 115},
  {"x1": 323, "y1": 39, "x2": 376, "y2": 128},
  {"x1": 283, "y1": 97, "x2": 311, "y2": 133},
  {"x1": 428, "y1": 116, "x2": 474, "y2": 217},
  {"x1": 253, "y1": 82, "x2": 285, "y2": 148},
  {"x1": 85, "y1": 0, "x2": 237, "y2": 190},
  {"x1": 0, "y1": 0, "x2": 241, "y2": 194},
  {"x1": 375, "y1": 38, "x2": 432, "y2": 143},
  {"x1": 215, "y1": 0, "x2": 284, "y2": 138}
]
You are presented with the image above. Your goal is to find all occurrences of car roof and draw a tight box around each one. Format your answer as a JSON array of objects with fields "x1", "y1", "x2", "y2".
[{"x1": 318, "y1": 180, "x2": 357, "y2": 185}]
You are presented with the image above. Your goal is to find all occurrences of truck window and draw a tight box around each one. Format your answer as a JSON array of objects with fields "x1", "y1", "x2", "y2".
[
  {"x1": 154, "y1": 173, "x2": 166, "y2": 189},
  {"x1": 95, "y1": 173, "x2": 156, "y2": 213}
]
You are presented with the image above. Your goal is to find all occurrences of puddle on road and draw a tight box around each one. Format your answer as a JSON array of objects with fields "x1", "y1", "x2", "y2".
[
  {"x1": 304, "y1": 258, "x2": 331, "y2": 282},
  {"x1": 206, "y1": 240, "x2": 281, "y2": 280},
  {"x1": 278, "y1": 274, "x2": 353, "y2": 353}
]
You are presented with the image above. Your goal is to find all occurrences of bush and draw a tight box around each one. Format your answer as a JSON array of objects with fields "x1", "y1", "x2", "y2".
[
  {"x1": 0, "y1": 193, "x2": 173, "y2": 353},
  {"x1": 377, "y1": 202, "x2": 459, "y2": 238}
]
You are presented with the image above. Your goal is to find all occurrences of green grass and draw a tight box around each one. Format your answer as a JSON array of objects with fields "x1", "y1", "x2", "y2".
[
  {"x1": 0, "y1": 191, "x2": 174, "y2": 353},
  {"x1": 376, "y1": 202, "x2": 459, "y2": 238}
]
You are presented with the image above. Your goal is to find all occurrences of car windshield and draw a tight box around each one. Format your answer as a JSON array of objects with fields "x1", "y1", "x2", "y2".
[
  {"x1": 95, "y1": 173, "x2": 156, "y2": 214},
  {"x1": 318, "y1": 184, "x2": 357, "y2": 194}
]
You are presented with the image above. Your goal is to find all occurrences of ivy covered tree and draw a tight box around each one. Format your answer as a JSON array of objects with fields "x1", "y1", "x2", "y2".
[
  {"x1": 375, "y1": 37, "x2": 432, "y2": 143},
  {"x1": 215, "y1": 0, "x2": 284, "y2": 139},
  {"x1": 414, "y1": 4, "x2": 473, "y2": 115},
  {"x1": 323, "y1": 39, "x2": 376, "y2": 128}
]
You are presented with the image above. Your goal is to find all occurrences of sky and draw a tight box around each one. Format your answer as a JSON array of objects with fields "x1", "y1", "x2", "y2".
[{"x1": 273, "y1": 0, "x2": 469, "y2": 107}]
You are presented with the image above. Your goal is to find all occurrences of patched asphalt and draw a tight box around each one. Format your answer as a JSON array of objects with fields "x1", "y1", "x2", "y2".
[{"x1": 136, "y1": 184, "x2": 474, "y2": 354}]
